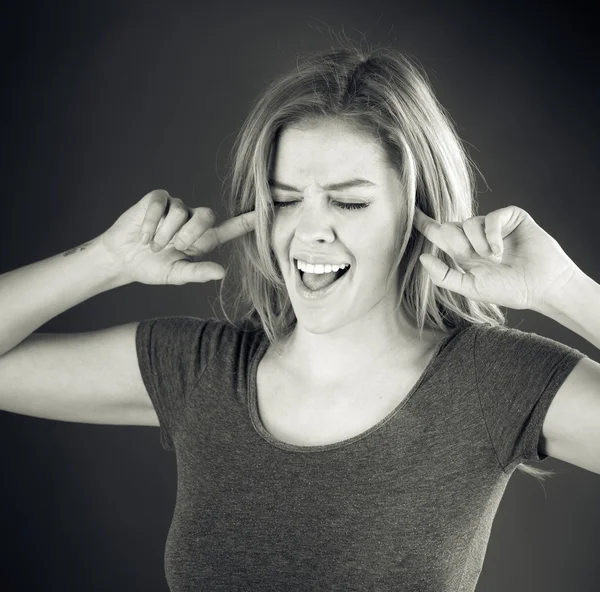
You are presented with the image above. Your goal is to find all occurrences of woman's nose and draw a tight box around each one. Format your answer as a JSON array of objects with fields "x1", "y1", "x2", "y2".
[{"x1": 294, "y1": 200, "x2": 336, "y2": 244}]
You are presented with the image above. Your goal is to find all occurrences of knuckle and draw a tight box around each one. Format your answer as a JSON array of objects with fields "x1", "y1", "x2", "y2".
[
  {"x1": 175, "y1": 230, "x2": 191, "y2": 242},
  {"x1": 195, "y1": 207, "x2": 216, "y2": 225},
  {"x1": 144, "y1": 197, "x2": 168, "y2": 219},
  {"x1": 145, "y1": 189, "x2": 169, "y2": 204},
  {"x1": 439, "y1": 223, "x2": 455, "y2": 236},
  {"x1": 175, "y1": 234, "x2": 192, "y2": 249},
  {"x1": 145, "y1": 188, "x2": 165, "y2": 197},
  {"x1": 168, "y1": 198, "x2": 188, "y2": 215}
]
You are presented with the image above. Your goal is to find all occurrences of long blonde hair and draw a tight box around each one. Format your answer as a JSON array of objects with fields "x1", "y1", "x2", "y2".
[{"x1": 216, "y1": 41, "x2": 552, "y2": 481}]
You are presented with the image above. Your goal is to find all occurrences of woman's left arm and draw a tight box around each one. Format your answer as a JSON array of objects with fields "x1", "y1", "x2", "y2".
[
  {"x1": 529, "y1": 269, "x2": 600, "y2": 475},
  {"x1": 534, "y1": 267, "x2": 600, "y2": 350},
  {"x1": 413, "y1": 205, "x2": 600, "y2": 475}
]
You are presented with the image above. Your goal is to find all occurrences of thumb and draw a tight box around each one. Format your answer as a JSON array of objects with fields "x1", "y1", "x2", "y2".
[
  {"x1": 167, "y1": 261, "x2": 226, "y2": 285},
  {"x1": 419, "y1": 253, "x2": 469, "y2": 296},
  {"x1": 419, "y1": 253, "x2": 449, "y2": 282}
]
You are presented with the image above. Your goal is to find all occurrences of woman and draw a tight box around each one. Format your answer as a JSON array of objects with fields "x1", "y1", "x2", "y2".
[{"x1": 1, "y1": 43, "x2": 599, "y2": 591}]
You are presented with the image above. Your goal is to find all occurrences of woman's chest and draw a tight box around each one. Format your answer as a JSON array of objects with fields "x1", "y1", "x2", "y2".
[{"x1": 255, "y1": 355, "x2": 426, "y2": 447}]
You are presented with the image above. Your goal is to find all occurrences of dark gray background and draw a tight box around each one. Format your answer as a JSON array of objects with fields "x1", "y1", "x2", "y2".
[{"x1": 1, "y1": 1, "x2": 599, "y2": 590}]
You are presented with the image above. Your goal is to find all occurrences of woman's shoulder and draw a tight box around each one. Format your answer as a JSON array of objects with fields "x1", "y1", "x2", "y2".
[
  {"x1": 137, "y1": 315, "x2": 264, "y2": 347},
  {"x1": 467, "y1": 322, "x2": 585, "y2": 366}
]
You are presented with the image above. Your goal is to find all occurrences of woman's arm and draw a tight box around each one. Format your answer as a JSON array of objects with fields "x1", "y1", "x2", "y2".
[{"x1": 0, "y1": 235, "x2": 128, "y2": 357}]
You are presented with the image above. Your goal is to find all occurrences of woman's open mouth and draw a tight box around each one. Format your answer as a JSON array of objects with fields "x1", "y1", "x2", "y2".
[{"x1": 294, "y1": 259, "x2": 352, "y2": 299}]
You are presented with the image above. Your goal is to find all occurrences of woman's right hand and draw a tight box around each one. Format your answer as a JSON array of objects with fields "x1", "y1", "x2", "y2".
[{"x1": 99, "y1": 189, "x2": 256, "y2": 285}]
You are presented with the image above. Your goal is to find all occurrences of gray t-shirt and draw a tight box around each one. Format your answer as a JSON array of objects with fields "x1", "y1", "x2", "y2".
[{"x1": 135, "y1": 316, "x2": 586, "y2": 592}]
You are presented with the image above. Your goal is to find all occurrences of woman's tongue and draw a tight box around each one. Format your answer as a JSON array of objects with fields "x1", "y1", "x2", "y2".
[{"x1": 302, "y1": 271, "x2": 339, "y2": 291}]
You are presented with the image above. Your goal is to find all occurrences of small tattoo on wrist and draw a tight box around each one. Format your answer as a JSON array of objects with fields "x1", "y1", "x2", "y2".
[{"x1": 63, "y1": 241, "x2": 93, "y2": 257}]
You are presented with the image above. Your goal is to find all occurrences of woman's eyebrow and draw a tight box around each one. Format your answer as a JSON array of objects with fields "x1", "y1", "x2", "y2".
[{"x1": 268, "y1": 178, "x2": 377, "y2": 192}]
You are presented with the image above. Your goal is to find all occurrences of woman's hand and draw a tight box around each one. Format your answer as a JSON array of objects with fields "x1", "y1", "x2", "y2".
[
  {"x1": 413, "y1": 205, "x2": 580, "y2": 311},
  {"x1": 99, "y1": 189, "x2": 256, "y2": 285}
]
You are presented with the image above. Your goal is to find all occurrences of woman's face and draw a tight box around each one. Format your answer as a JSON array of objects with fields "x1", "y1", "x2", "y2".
[{"x1": 269, "y1": 118, "x2": 407, "y2": 333}]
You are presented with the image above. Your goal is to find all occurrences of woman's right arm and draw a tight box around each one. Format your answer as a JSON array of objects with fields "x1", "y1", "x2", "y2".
[
  {"x1": 0, "y1": 189, "x2": 255, "y2": 426},
  {"x1": 0, "y1": 237, "x2": 155, "y2": 425},
  {"x1": 0, "y1": 236, "x2": 129, "y2": 357}
]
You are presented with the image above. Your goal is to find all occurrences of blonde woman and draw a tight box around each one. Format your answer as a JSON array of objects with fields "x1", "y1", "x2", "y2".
[{"x1": 1, "y1": 43, "x2": 599, "y2": 591}]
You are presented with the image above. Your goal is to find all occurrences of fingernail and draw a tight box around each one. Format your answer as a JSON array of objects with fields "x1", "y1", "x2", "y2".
[
  {"x1": 151, "y1": 242, "x2": 162, "y2": 252},
  {"x1": 141, "y1": 232, "x2": 151, "y2": 244},
  {"x1": 491, "y1": 245, "x2": 502, "y2": 257}
]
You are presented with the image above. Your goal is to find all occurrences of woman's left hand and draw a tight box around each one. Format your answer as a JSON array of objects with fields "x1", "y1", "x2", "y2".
[{"x1": 413, "y1": 205, "x2": 580, "y2": 311}]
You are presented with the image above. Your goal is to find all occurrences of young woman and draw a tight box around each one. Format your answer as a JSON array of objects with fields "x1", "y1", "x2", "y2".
[{"x1": 1, "y1": 43, "x2": 599, "y2": 592}]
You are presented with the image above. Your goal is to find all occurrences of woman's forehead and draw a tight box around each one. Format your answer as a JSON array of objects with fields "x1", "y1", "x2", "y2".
[
  {"x1": 280, "y1": 117, "x2": 380, "y2": 145},
  {"x1": 273, "y1": 121, "x2": 390, "y2": 176}
]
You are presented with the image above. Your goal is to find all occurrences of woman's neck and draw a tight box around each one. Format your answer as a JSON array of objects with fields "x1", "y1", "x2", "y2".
[{"x1": 274, "y1": 311, "x2": 447, "y2": 388}]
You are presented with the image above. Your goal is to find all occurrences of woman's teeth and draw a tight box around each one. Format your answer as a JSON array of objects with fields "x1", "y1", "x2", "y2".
[{"x1": 295, "y1": 260, "x2": 350, "y2": 274}]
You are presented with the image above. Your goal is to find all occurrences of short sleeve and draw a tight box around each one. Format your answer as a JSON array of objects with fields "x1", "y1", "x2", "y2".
[
  {"x1": 473, "y1": 324, "x2": 587, "y2": 473},
  {"x1": 135, "y1": 316, "x2": 223, "y2": 451}
]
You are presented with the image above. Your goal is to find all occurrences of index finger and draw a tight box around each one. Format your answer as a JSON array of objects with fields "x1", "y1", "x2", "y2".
[
  {"x1": 413, "y1": 207, "x2": 442, "y2": 245},
  {"x1": 195, "y1": 210, "x2": 256, "y2": 253}
]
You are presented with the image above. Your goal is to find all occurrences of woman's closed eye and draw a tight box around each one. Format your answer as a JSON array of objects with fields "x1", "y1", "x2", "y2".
[{"x1": 272, "y1": 200, "x2": 369, "y2": 211}]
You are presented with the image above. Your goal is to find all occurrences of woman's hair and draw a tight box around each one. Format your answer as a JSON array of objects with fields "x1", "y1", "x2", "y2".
[{"x1": 216, "y1": 39, "x2": 553, "y2": 482}]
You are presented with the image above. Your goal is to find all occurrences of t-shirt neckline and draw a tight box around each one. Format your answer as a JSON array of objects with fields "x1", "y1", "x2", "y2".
[{"x1": 248, "y1": 326, "x2": 461, "y2": 453}]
